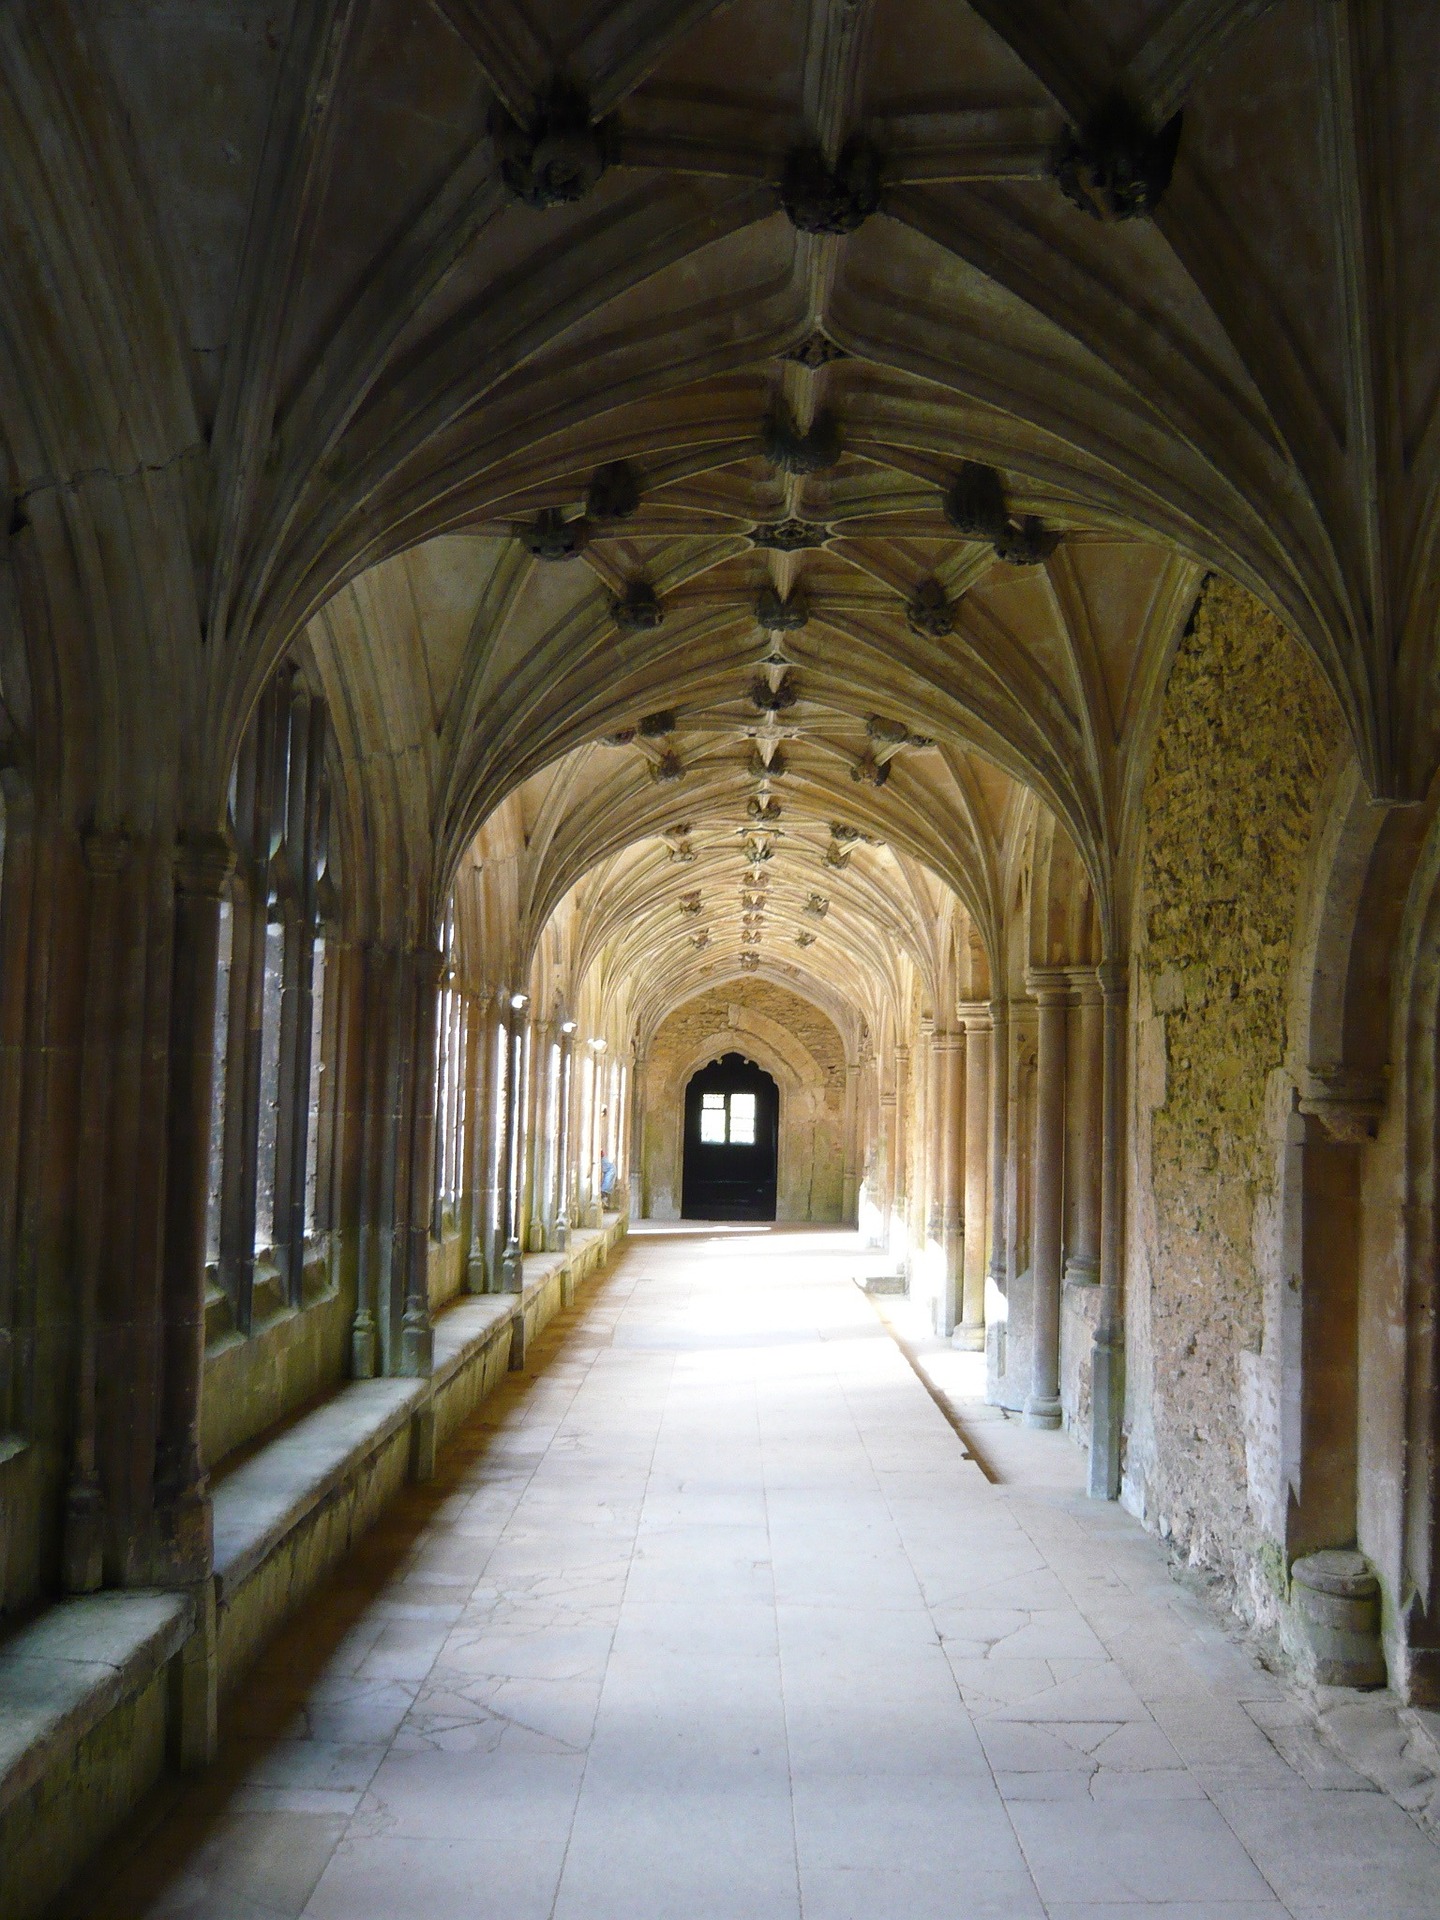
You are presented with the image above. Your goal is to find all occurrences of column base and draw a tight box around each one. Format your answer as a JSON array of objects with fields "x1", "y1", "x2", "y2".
[
  {"x1": 1023, "y1": 1394, "x2": 1062, "y2": 1430},
  {"x1": 400, "y1": 1311, "x2": 433, "y2": 1378},
  {"x1": 465, "y1": 1251, "x2": 488, "y2": 1295},
  {"x1": 499, "y1": 1242, "x2": 524, "y2": 1293},
  {"x1": 1284, "y1": 1551, "x2": 1386, "y2": 1688},
  {"x1": 951, "y1": 1319, "x2": 985, "y2": 1352},
  {"x1": 351, "y1": 1311, "x2": 378, "y2": 1379},
  {"x1": 62, "y1": 1478, "x2": 105, "y2": 1595},
  {"x1": 150, "y1": 1482, "x2": 214, "y2": 1588}
]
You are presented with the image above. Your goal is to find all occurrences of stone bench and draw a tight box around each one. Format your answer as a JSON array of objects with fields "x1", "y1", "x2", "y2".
[
  {"x1": 0, "y1": 1214, "x2": 626, "y2": 1920},
  {"x1": 0, "y1": 1591, "x2": 193, "y2": 1920}
]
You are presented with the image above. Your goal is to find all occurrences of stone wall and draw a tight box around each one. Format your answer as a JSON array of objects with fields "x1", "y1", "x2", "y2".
[
  {"x1": 641, "y1": 982, "x2": 848, "y2": 1222},
  {"x1": 1126, "y1": 575, "x2": 1343, "y2": 1610}
]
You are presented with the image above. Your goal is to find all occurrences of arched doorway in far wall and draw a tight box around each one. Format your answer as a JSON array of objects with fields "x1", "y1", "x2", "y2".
[{"x1": 682, "y1": 1053, "x2": 779, "y2": 1220}]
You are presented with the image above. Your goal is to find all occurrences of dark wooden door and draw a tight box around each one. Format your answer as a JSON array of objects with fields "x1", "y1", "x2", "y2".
[{"x1": 681, "y1": 1053, "x2": 779, "y2": 1220}]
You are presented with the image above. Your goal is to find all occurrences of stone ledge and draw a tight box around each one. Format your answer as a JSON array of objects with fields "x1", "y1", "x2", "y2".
[
  {"x1": 0, "y1": 1590, "x2": 192, "y2": 1816},
  {"x1": 211, "y1": 1377, "x2": 425, "y2": 1601},
  {"x1": 211, "y1": 1219, "x2": 622, "y2": 1603},
  {"x1": 0, "y1": 1212, "x2": 626, "y2": 1920}
]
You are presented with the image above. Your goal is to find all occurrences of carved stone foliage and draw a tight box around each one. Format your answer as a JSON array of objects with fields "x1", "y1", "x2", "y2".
[
  {"x1": 994, "y1": 517, "x2": 1061, "y2": 566},
  {"x1": 587, "y1": 460, "x2": 642, "y2": 521},
  {"x1": 750, "y1": 518, "x2": 829, "y2": 551},
  {"x1": 779, "y1": 137, "x2": 884, "y2": 234},
  {"x1": 749, "y1": 744, "x2": 789, "y2": 778},
  {"x1": 906, "y1": 577, "x2": 954, "y2": 637},
  {"x1": 851, "y1": 750, "x2": 890, "y2": 786},
  {"x1": 739, "y1": 953, "x2": 760, "y2": 972},
  {"x1": 689, "y1": 929, "x2": 709, "y2": 949},
  {"x1": 762, "y1": 402, "x2": 842, "y2": 475},
  {"x1": 515, "y1": 507, "x2": 588, "y2": 559},
  {"x1": 796, "y1": 929, "x2": 817, "y2": 947},
  {"x1": 943, "y1": 462, "x2": 1059, "y2": 567},
  {"x1": 678, "y1": 890, "x2": 702, "y2": 915},
  {"x1": 868, "y1": 714, "x2": 932, "y2": 751},
  {"x1": 740, "y1": 929, "x2": 761, "y2": 944},
  {"x1": 756, "y1": 587, "x2": 809, "y2": 630},
  {"x1": 750, "y1": 672, "x2": 798, "y2": 712},
  {"x1": 650, "y1": 748, "x2": 684, "y2": 783},
  {"x1": 639, "y1": 710, "x2": 676, "y2": 737},
  {"x1": 803, "y1": 892, "x2": 829, "y2": 918},
  {"x1": 491, "y1": 81, "x2": 613, "y2": 209},
  {"x1": 748, "y1": 796, "x2": 782, "y2": 823},
  {"x1": 611, "y1": 580, "x2": 663, "y2": 630},
  {"x1": 1054, "y1": 96, "x2": 1182, "y2": 223}
]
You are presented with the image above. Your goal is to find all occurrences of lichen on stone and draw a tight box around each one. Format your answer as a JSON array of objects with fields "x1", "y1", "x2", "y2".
[{"x1": 1136, "y1": 574, "x2": 1343, "y2": 1589}]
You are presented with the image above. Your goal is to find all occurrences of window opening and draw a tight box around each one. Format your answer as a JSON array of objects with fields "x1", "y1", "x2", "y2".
[
  {"x1": 205, "y1": 898, "x2": 233, "y2": 1264},
  {"x1": 210, "y1": 667, "x2": 334, "y2": 1329},
  {"x1": 304, "y1": 935, "x2": 326, "y2": 1231},
  {"x1": 255, "y1": 914, "x2": 284, "y2": 1253}
]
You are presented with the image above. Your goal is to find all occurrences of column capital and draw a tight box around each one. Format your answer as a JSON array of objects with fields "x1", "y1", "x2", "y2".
[
  {"x1": 411, "y1": 944, "x2": 445, "y2": 989},
  {"x1": 1097, "y1": 958, "x2": 1129, "y2": 998},
  {"x1": 956, "y1": 1000, "x2": 993, "y2": 1030},
  {"x1": 83, "y1": 826, "x2": 133, "y2": 877},
  {"x1": 1025, "y1": 966, "x2": 1077, "y2": 1004},
  {"x1": 173, "y1": 830, "x2": 234, "y2": 898}
]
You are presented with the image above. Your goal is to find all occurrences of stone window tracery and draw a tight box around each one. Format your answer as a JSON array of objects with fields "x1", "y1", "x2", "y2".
[
  {"x1": 433, "y1": 904, "x2": 466, "y2": 1232},
  {"x1": 208, "y1": 666, "x2": 335, "y2": 1334}
]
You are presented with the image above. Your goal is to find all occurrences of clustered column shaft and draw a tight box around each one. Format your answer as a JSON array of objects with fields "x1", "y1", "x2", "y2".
[{"x1": 1024, "y1": 974, "x2": 1068, "y2": 1430}]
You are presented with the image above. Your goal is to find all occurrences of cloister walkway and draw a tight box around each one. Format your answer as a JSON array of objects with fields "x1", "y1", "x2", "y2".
[{"x1": 69, "y1": 1228, "x2": 1437, "y2": 1919}]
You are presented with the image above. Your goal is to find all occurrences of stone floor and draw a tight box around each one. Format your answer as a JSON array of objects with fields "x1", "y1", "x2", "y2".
[{"x1": 62, "y1": 1226, "x2": 1440, "y2": 1919}]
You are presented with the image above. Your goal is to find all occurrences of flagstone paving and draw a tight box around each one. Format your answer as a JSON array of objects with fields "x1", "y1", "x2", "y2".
[{"x1": 63, "y1": 1226, "x2": 1440, "y2": 1919}]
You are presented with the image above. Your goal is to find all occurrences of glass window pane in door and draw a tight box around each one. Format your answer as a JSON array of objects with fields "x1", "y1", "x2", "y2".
[
  {"x1": 700, "y1": 1103, "x2": 726, "y2": 1142},
  {"x1": 728, "y1": 1092, "x2": 756, "y2": 1144}
]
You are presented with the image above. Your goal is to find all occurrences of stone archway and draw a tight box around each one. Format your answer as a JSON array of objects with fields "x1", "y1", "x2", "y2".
[{"x1": 640, "y1": 988, "x2": 847, "y2": 1223}]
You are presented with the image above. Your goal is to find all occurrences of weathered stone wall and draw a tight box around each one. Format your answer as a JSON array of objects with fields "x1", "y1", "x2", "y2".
[
  {"x1": 1126, "y1": 575, "x2": 1343, "y2": 1607},
  {"x1": 642, "y1": 982, "x2": 848, "y2": 1221}
]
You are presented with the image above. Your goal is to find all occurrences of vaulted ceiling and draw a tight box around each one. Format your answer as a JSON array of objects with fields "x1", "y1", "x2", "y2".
[{"x1": 1, "y1": 0, "x2": 1430, "y2": 1014}]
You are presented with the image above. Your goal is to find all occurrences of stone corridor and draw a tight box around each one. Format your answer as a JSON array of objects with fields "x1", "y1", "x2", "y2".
[{"x1": 65, "y1": 1229, "x2": 1438, "y2": 1920}]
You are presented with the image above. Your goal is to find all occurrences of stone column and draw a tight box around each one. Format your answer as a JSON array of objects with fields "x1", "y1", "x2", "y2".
[
  {"x1": 585, "y1": 1044, "x2": 605, "y2": 1227},
  {"x1": 955, "y1": 1003, "x2": 990, "y2": 1351},
  {"x1": 1065, "y1": 978, "x2": 1103, "y2": 1286},
  {"x1": 842, "y1": 1057, "x2": 860, "y2": 1226},
  {"x1": 891, "y1": 1042, "x2": 910, "y2": 1260},
  {"x1": 925, "y1": 1022, "x2": 945, "y2": 1258},
  {"x1": 400, "y1": 946, "x2": 441, "y2": 1377},
  {"x1": 63, "y1": 830, "x2": 131, "y2": 1593},
  {"x1": 351, "y1": 947, "x2": 382, "y2": 1376},
  {"x1": 528, "y1": 1016, "x2": 553, "y2": 1251},
  {"x1": 469, "y1": 990, "x2": 506, "y2": 1291},
  {"x1": 938, "y1": 1029, "x2": 964, "y2": 1336},
  {"x1": 1089, "y1": 960, "x2": 1129, "y2": 1497},
  {"x1": 986, "y1": 998, "x2": 1008, "y2": 1301},
  {"x1": 1024, "y1": 971, "x2": 1068, "y2": 1429},
  {"x1": 498, "y1": 994, "x2": 527, "y2": 1291},
  {"x1": 153, "y1": 833, "x2": 234, "y2": 1584},
  {"x1": 877, "y1": 1076, "x2": 897, "y2": 1251},
  {"x1": 460, "y1": 993, "x2": 487, "y2": 1287}
]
